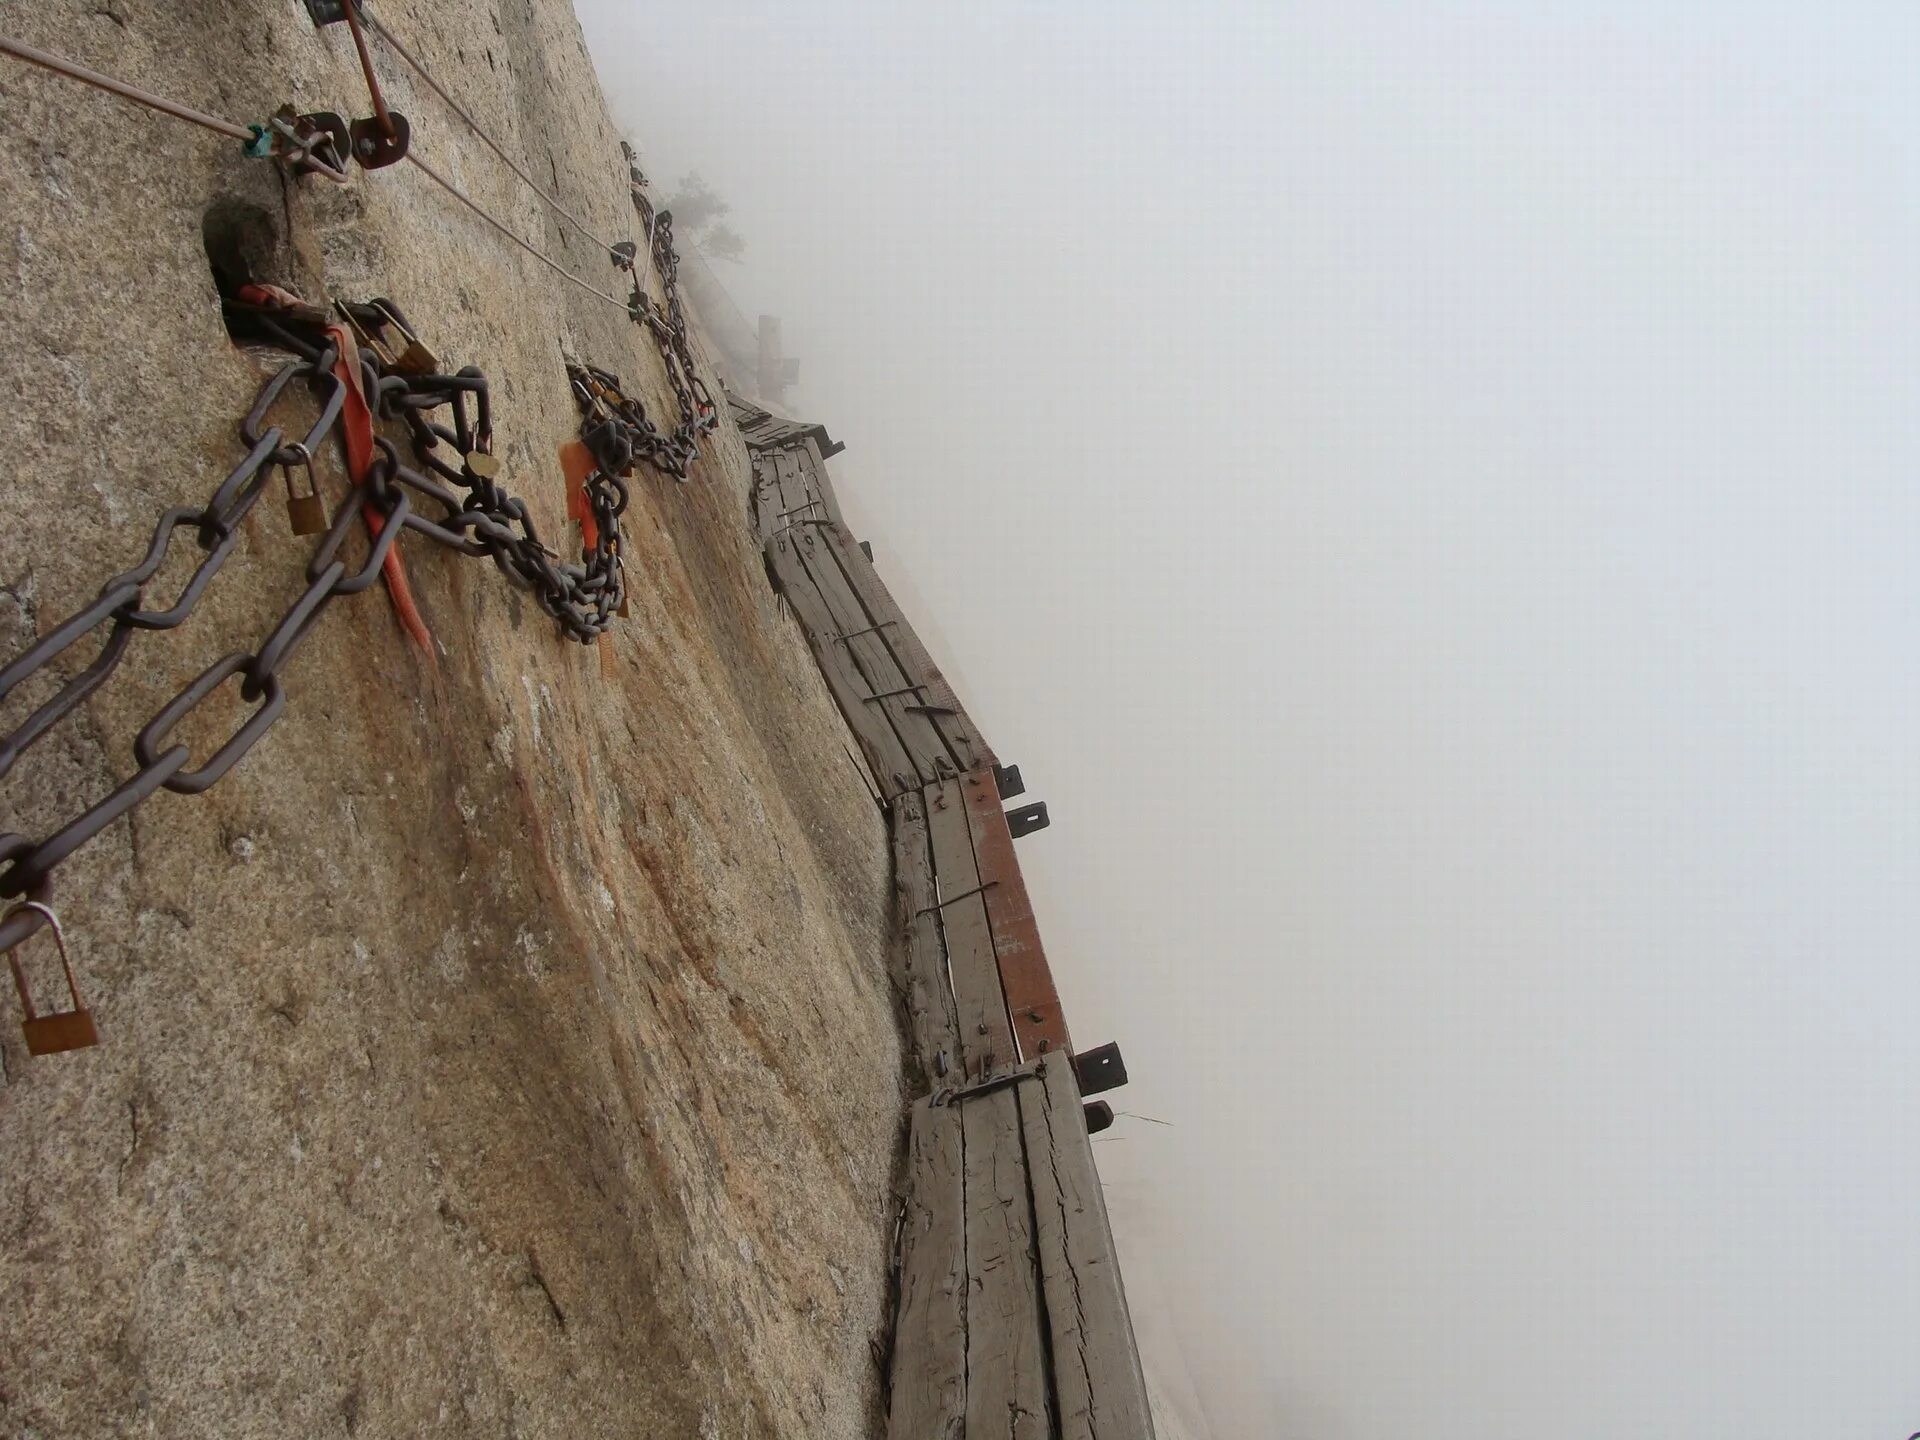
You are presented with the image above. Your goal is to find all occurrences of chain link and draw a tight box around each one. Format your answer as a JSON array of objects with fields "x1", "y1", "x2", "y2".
[
  {"x1": 0, "y1": 239, "x2": 723, "y2": 951},
  {"x1": 615, "y1": 163, "x2": 722, "y2": 480}
]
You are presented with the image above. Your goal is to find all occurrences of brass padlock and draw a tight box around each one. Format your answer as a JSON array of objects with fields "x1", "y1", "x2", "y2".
[
  {"x1": 282, "y1": 442, "x2": 327, "y2": 535},
  {"x1": 6, "y1": 902, "x2": 99, "y2": 1056},
  {"x1": 370, "y1": 300, "x2": 439, "y2": 376}
]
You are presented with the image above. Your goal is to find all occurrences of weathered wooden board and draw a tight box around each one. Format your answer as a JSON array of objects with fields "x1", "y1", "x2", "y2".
[
  {"x1": 1018, "y1": 1056, "x2": 1156, "y2": 1440},
  {"x1": 772, "y1": 445, "x2": 819, "y2": 524},
  {"x1": 824, "y1": 526, "x2": 994, "y2": 774},
  {"x1": 962, "y1": 1085, "x2": 1052, "y2": 1440},
  {"x1": 794, "y1": 525, "x2": 953, "y2": 789},
  {"x1": 749, "y1": 450, "x2": 783, "y2": 539},
  {"x1": 889, "y1": 1093, "x2": 968, "y2": 1440},
  {"x1": 725, "y1": 389, "x2": 843, "y2": 457},
  {"x1": 765, "y1": 533, "x2": 919, "y2": 789},
  {"x1": 961, "y1": 767, "x2": 1071, "y2": 1062},
  {"x1": 892, "y1": 788, "x2": 964, "y2": 1078},
  {"x1": 793, "y1": 436, "x2": 849, "y2": 531},
  {"x1": 925, "y1": 777, "x2": 1014, "y2": 1078}
]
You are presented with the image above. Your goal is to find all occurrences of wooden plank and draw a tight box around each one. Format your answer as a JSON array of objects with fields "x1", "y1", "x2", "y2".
[
  {"x1": 961, "y1": 768, "x2": 1071, "y2": 1061},
  {"x1": 794, "y1": 526, "x2": 952, "y2": 790},
  {"x1": 750, "y1": 450, "x2": 784, "y2": 539},
  {"x1": 773, "y1": 444, "x2": 816, "y2": 522},
  {"x1": 888, "y1": 1094, "x2": 968, "y2": 1440},
  {"x1": 925, "y1": 777, "x2": 1014, "y2": 1080},
  {"x1": 809, "y1": 525, "x2": 972, "y2": 781},
  {"x1": 795, "y1": 436, "x2": 849, "y2": 530},
  {"x1": 824, "y1": 526, "x2": 994, "y2": 774},
  {"x1": 765, "y1": 534, "x2": 919, "y2": 790},
  {"x1": 893, "y1": 788, "x2": 964, "y2": 1079},
  {"x1": 963, "y1": 1085, "x2": 1052, "y2": 1440},
  {"x1": 723, "y1": 391, "x2": 842, "y2": 458},
  {"x1": 1017, "y1": 1056, "x2": 1156, "y2": 1440}
]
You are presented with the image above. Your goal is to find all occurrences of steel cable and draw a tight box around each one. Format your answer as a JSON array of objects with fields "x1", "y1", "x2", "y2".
[
  {"x1": 0, "y1": 33, "x2": 254, "y2": 141},
  {"x1": 359, "y1": 4, "x2": 625, "y2": 262},
  {"x1": 401, "y1": 149, "x2": 631, "y2": 309}
]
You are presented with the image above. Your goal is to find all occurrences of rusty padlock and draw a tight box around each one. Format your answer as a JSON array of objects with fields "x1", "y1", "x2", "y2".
[
  {"x1": 336, "y1": 299, "x2": 438, "y2": 376},
  {"x1": 282, "y1": 442, "x2": 327, "y2": 536},
  {"x1": 6, "y1": 902, "x2": 99, "y2": 1056},
  {"x1": 368, "y1": 299, "x2": 438, "y2": 375}
]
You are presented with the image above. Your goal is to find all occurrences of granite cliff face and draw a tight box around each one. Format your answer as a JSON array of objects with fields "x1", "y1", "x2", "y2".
[{"x1": 0, "y1": 4, "x2": 902, "y2": 1435}]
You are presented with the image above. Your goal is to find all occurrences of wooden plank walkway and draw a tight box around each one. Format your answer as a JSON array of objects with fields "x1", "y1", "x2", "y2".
[
  {"x1": 889, "y1": 1060, "x2": 1154, "y2": 1439},
  {"x1": 734, "y1": 405, "x2": 1154, "y2": 1440}
]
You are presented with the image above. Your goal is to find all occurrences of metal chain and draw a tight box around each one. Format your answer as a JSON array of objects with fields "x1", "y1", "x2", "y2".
[
  {"x1": 0, "y1": 16, "x2": 723, "y2": 968},
  {"x1": 0, "y1": 295, "x2": 631, "y2": 954},
  {"x1": 615, "y1": 163, "x2": 721, "y2": 480}
]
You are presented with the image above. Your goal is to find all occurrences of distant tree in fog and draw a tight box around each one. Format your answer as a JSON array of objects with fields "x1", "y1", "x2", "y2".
[
  {"x1": 701, "y1": 222, "x2": 747, "y2": 263},
  {"x1": 665, "y1": 172, "x2": 748, "y2": 263}
]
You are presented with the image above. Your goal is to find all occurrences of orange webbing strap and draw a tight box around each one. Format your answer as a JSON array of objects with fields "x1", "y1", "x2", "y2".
[
  {"x1": 240, "y1": 285, "x2": 435, "y2": 658},
  {"x1": 560, "y1": 439, "x2": 599, "y2": 549}
]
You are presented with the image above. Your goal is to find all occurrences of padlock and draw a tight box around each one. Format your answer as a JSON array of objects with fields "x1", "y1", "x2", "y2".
[
  {"x1": 282, "y1": 442, "x2": 327, "y2": 535},
  {"x1": 6, "y1": 902, "x2": 99, "y2": 1056},
  {"x1": 369, "y1": 300, "x2": 438, "y2": 375}
]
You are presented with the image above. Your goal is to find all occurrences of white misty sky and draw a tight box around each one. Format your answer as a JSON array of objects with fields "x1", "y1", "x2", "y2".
[{"x1": 574, "y1": 3, "x2": 1920, "y2": 1436}]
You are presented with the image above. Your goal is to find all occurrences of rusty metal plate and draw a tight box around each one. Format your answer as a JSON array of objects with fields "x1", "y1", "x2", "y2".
[{"x1": 961, "y1": 766, "x2": 1071, "y2": 1060}]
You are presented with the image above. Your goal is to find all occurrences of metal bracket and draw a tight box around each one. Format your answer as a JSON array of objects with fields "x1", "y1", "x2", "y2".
[
  {"x1": 993, "y1": 763, "x2": 1026, "y2": 799},
  {"x1": 349, "y1": 110, "x2": 410, "y2": 169},
  {"x1": 1072, "y1": 1042, "x2": 1129, "y2": 1096},
  {"x1": 304, "y1": 0, "x2": 351, "y2": 23},
  {"x1": 1006, "y1": 800, "x2": 1049, "y2": 838}
]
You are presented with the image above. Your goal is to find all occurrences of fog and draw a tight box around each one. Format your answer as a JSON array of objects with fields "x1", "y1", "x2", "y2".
[{"x1": 574, "y1": 4, "x2": 1920, "y2": 1435}]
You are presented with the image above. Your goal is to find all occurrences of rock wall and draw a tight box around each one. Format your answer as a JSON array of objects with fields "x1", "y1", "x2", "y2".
[{"x1": 0, "y1": 4, "x2": 903, "y2": 1436}]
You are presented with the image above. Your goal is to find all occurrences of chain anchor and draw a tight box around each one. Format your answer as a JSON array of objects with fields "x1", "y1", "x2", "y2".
[
  {"x1": 336, "y1": 0, "x2": 411, "y2": 168},
  {"x1": 268, "y1": 107, "x2": 352, "y2": 184},
  {"x1": 6, "y1": 902, "x2": 99, "y2": 1056}
]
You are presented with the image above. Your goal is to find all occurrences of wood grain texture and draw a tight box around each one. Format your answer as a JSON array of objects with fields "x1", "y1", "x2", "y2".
[
  {"x1": 796, "y1": 436, "x2": 849, "y2": 530},
  {"x1": 962, "y1": 1085, "x2": 1052, "y2": 1440},
  {"x1": 888, "y1": 1094, "x2": 968, "y2": 1440},
  {"x1": 765, "y1": 533, "x2": 919, "y2": 788},
  {"x1": 825, "y1": 527, "x2": 994, "y2": 774},
  {"x1": 893, "y1": 788, "x2": 964, "y2": 1078},
  {"x1": 1019, "y1": 1057, "x2": 1156, "y2": 1440},
  {"x1": 793, "y1": 525, "x2": 952, "y2": 789},
  {"x1": 925, "y1": 777, "x2": 1015, "y2": 1079}
]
